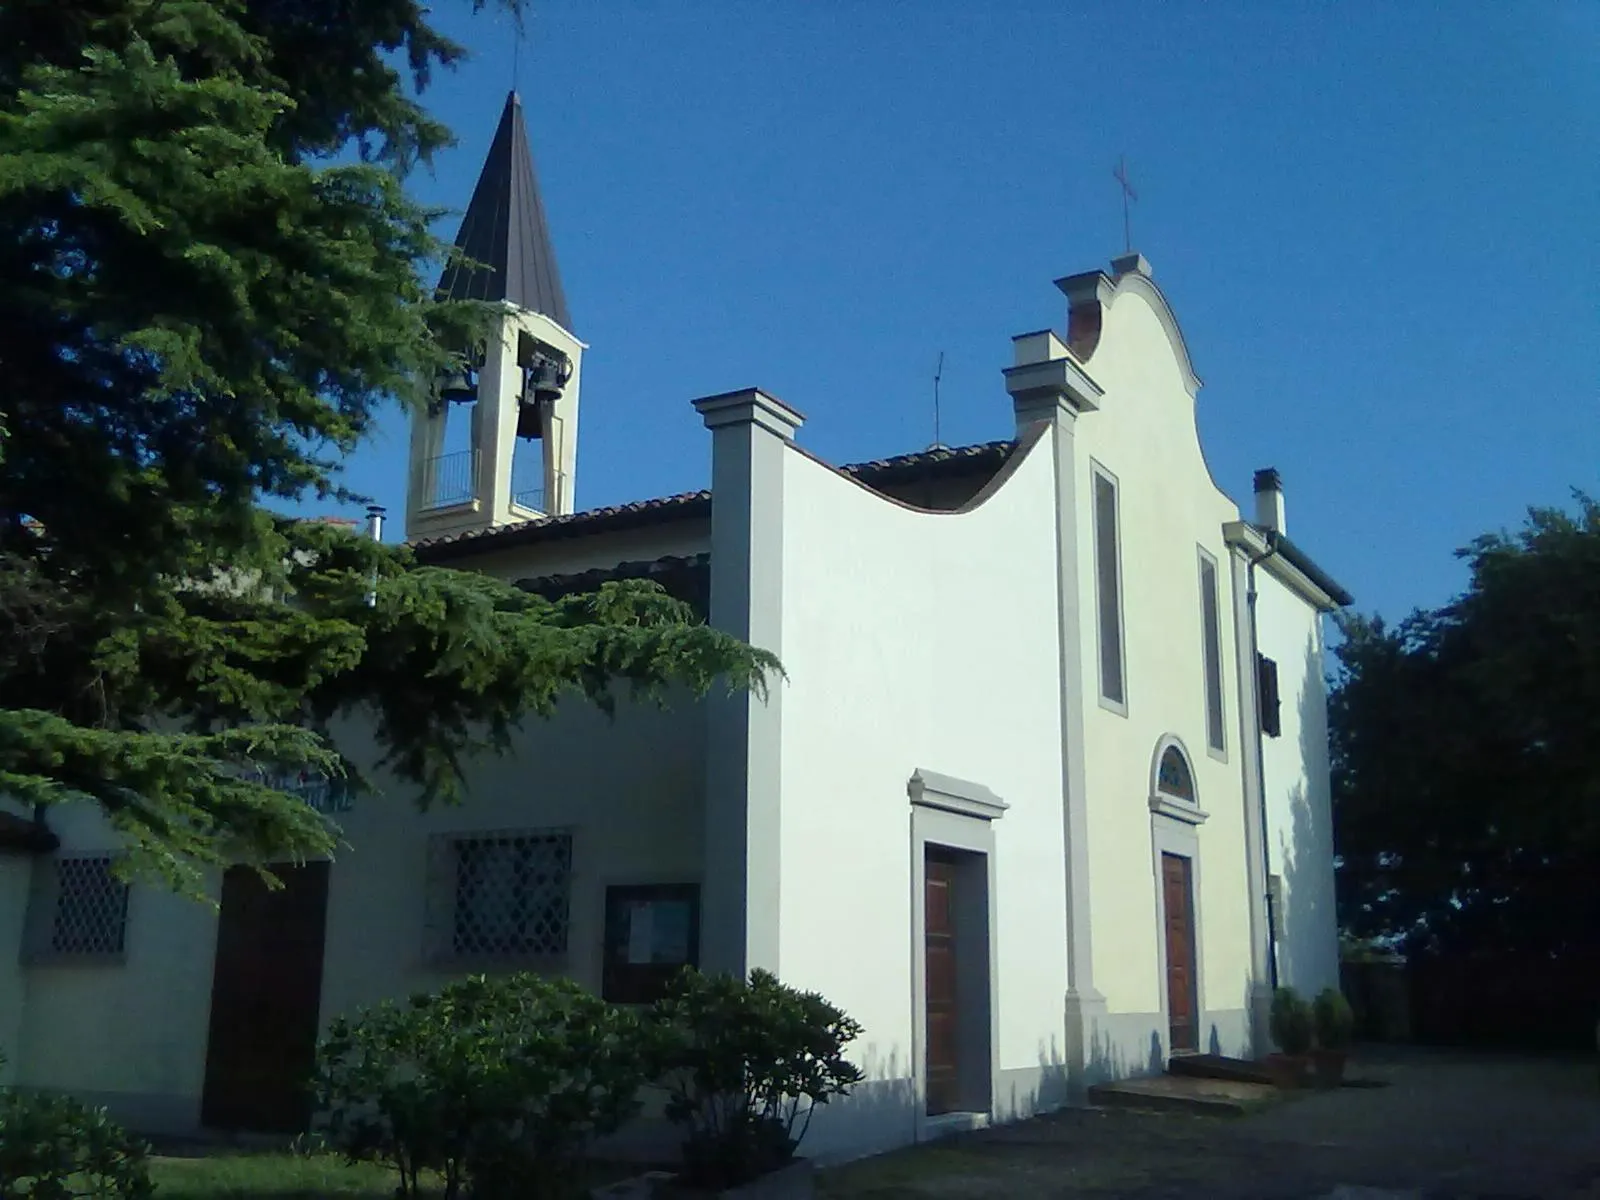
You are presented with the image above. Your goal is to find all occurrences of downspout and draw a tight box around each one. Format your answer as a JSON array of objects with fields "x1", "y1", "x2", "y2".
[{"x1": 1246, "y1": 533, "x2": 1281, "y2": 990}]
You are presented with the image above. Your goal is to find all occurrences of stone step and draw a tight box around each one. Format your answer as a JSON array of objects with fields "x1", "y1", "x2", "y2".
[
  {"x1": 1087, "y1": 1073, "x2": 1281, "y2": 1116},
  {"x1": 1166, "y1": 1052, "x2": 1275, "y2": 1085}
]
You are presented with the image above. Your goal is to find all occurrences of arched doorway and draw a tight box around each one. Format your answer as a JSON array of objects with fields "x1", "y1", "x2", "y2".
[{"x1": 1149, "y1": 738, "x2": 1208, "y2": 1055}]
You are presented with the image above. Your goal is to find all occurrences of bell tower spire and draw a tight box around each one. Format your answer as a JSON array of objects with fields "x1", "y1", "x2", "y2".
[{"x1": 406, "y1": 91, "x2": 585, "y2": 542}]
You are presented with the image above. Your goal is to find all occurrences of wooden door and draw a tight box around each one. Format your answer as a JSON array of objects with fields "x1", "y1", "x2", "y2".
[
  {"x1": 201, "y1": 861, "x2": 330, "y2": 1133},
  {"x1": 925, "y1": 854, "x2": 959, "y2": 1115},
  {"x1": 1162, "y1": 853, "x2": 1199, "y2": 1054}
]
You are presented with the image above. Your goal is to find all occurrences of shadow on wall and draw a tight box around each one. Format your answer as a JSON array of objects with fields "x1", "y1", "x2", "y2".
[
  {"x1": 1083, "y1": 1026, "x2": 1166, "y2": 1091},
  {"x1": 1275, "y1": 630, "x2": 1338, "y2": 997},
  {"x1": 802, "y1": 1038, "x2": 1084, "y2": 1163},
  {"x1": 801, "y1": 1046, "x2": 918, "y2": 1163},
  {"x1": 995, "y1": 1037, "x2": 1071, "y2": 1120}
]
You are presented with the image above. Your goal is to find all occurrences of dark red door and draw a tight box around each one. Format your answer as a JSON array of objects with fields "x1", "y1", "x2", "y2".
[
  {"x1": 201, "y1": 861, "x2": 330, "y2": 1133},
  {"x1": 1162, "y1": 853, "x2": 1199, "y2": 1053},
  {"x1": 925, "y1": 854, "x2": 959, "y2": 1115}
]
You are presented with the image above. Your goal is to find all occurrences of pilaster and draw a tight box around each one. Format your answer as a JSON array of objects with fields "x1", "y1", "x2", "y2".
[
  {"x1": 480, "y1": 312, "x2": 520, "y2": 527},
  {"x1": 694, "y1": 388, "x2": 802, "y2": 979},
  {"x1": 1004, "y1": 335, "x2": 1106, "y2": 1089}
]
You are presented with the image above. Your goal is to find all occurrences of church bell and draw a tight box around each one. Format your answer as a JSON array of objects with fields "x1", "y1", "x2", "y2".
[
  {"x1": 436, "y1": 366, "x2": 478, "y2": 406},
  {"x1": 516, "y1": 394, "x2": 546, "y2": 440},
  {"x1": 515, "y1": 353, "x2": 570, "y2": 440}
]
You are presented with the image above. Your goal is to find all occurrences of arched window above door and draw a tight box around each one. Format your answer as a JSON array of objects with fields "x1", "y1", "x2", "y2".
[
  {"x1": 1149, "y1": 737, "x2": 1208, "y2": 825},
  {"x1": 1157, "y1": 745, "x2": 1195, "y2": 801}
]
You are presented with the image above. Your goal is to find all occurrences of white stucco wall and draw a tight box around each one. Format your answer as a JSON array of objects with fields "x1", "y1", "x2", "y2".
[
  {"x1": 10, "y1": 800, "x2": 222, "y2": 1133},
  {"x1": 9, "y1": 691, "x2": 705, "y2": 1134},
  {"x1": 774, "y1": 433, "x2": 1071, "y2": 1137},
  {"x1": 322, "y1": 694, "x2": 707, "y2": 1020},
  {"x1": 0, "y1": 852, "x2": 30, "y2": 1084},
  {"x1": 1256, "y1": 575, "x2": 1339, "y2": 997},
  {"x1": 1065, "y1": 278, "x2": 1256, "y2": 1043}
]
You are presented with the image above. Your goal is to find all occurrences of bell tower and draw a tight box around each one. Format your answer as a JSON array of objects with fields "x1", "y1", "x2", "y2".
[{"x1": 406, "y1": 91, "x2": 585, "y2": 542}]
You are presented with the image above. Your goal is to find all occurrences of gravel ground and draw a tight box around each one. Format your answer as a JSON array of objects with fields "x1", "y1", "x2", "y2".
[{"x1": 818, "y1": 1047, "x2": 1600, "y2": 1200}]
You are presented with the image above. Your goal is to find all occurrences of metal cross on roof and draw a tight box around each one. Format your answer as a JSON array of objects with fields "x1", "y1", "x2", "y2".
[{"x1": 1113, "y1": 155, "x2": 1138, "y2": 254}]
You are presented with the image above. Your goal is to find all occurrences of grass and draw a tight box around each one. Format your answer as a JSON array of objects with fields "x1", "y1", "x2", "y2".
[
  {"x1": 146, "y1": 1151, "x2": 651, "y2": 1199},
  {"x1": 148, "y1": 1152, "x2": 421, "y2": 1199}
]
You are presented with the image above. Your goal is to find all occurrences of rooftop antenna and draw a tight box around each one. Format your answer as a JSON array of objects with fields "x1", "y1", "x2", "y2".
[
  {"x1": 1113, "y1": 155, "x2": 1138, "y2": 253},
  {"x1": 931, "y1": 351, "x2": 945, "y2": 450}
]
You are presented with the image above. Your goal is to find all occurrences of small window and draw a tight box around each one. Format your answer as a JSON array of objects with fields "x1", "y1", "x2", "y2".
[
  {"x1": 1198, "y1": 548, "x2": 1225, "y2": 755},
  {"x1": 602, "y1": 884, "x2": 700, "y2": 1004},
  {"x1": 25, "y1": 855, "x2": 130, "y2": 963},
  {"x1": 1156, "y1": 745, "x2": 1196, "y2": 802},
  {"x1": 1258, "y1": 655, "x2": 1282, "y2": 738},
  {"x1": 427, "y1": 830, "x2": 572, "y2": 963},
  {"x1": 1093, "y1": 464, "x2": 1126, "y2": 709}
]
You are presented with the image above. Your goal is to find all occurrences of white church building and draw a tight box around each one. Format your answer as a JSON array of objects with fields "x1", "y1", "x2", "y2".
[{"x1": 0, "y1": 91, "x2": 1350, "y2": 1160}]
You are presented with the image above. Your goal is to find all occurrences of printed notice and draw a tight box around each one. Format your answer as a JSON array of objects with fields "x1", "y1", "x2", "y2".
[{"x1": 626, "y1": 903, "x2": 655, "y2": 965}]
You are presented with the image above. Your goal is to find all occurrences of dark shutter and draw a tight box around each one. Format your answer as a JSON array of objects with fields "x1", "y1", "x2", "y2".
[{"x1": 1258, "y1": 654, "x2": 1282, "y2": 738}]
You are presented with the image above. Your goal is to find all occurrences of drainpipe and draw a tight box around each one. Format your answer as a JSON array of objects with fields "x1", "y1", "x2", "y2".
[{"x1": 1246, "y1": 533, "x2": 1281, "y2": 991}]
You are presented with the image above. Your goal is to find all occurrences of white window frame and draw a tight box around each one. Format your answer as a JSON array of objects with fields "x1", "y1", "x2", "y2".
[
  {"x1": 1091, "y1": 460, "x2": 1128, "y2": 715},
  {"x1": 1197, "y1": 545, "x2": 1227, "y2": 760}
]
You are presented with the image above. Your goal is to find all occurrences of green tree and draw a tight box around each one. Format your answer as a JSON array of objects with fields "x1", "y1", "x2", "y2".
[
  {"x1": 1330, "y1": 491, "x2": 1600, "y2": 957},
  {"x1": 0, "y1": 0, "x2": 777, "y2": 897}
]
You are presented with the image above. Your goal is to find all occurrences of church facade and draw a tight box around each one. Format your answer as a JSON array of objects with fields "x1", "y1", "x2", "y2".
[{"x1": 0, "y1": 92, "x2": 1348, "y2": 1161}]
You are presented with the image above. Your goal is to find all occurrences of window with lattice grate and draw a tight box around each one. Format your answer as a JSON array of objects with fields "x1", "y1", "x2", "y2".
[
  {"x1": 425, "y1": 830, "x2": 572, "y2": 964},
  {"x1": 24, "y1": 855, "x2": 130, "y2": 963}
]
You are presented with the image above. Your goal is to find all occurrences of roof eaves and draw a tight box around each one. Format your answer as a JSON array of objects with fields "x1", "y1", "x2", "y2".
[
  {"x1": 1270, "y1": 531, "x2": 1354, "y2": 608},
  {"x1": 0, "y1": 810, "x2": 58, "y2": 855},
  {"x1": 413, "y1": 490, "x2": 712, "y2": 563},
  {"x1": 1223, "y1": 521, "x2": 1353, "y2": 611}
]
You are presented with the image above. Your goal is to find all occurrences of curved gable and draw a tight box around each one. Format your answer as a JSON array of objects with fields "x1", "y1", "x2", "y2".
[{"x1": 1055, "y1": 255, "x2": 1202, "y2": 399}]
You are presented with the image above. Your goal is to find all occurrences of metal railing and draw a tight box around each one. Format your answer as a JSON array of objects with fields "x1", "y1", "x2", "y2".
[
  {"x1": 412, "y1": 451, "x2": 565, "y2": 514},
  {"x1": 512, "y1": 463, "x2": 565, "y2": 514},
  {"x1": 419, "y1": 449, "x2": 478, "y2": 510}
]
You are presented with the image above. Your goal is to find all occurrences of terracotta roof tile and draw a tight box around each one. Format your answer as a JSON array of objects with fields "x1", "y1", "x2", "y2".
[{"x1": 413, "y1": 439, "x2": 1015, "y2": 564}]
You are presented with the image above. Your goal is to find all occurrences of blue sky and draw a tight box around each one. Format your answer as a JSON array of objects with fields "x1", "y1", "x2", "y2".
[{"x1": 309, "y1": 1, "x2": 1599, "y2": 626}]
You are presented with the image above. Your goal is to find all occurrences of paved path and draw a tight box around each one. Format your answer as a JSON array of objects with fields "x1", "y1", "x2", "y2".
[{"x1": 820, "y1": 1047, "x2": 1600, "y2": 1199}]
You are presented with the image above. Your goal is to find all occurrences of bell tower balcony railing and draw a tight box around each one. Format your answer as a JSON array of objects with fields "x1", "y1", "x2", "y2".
[
  {"x1": 511, "y1": 460, "x2": 565, "y2": 515},
  {"x1": 418, "y1": 449, "x2": 479, "y2": 510},
  {"x1": 413, "y1": 451, "x2": 566, "y2": 518}
]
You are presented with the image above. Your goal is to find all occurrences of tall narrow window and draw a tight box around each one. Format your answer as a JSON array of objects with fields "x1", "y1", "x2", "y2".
[
  {"x1": 1198, "y1": 548, "x2": 1225, "y2": 755},
  {"x1": 1092, "y1": 465, "x2": 1126, "y2": 709}
]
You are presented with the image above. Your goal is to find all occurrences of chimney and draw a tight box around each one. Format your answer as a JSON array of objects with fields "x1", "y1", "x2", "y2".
[
  {"x1": 365, "y1": 504, "x2": 385, "y2": 608},
  {"x1": 1253, "y1": 468, "x2": 1285, "y2": 534}
]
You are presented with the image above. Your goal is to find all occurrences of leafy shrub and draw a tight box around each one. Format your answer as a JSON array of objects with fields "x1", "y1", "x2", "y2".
[
  {"x1": 1312, "y1": 987, "x2": 1355, "y2": 1052},
  {"x1": 1269, "y1": 986, "x2": 1314, "y2": 1055},
  {"x1": 0, "y1": 1050, "x2": 154, "y2": 1200},
  {"x1": 654, "y1": 968, "x2": 864, "y2": 1189},
  {"x1": 314, "y1": 973, "x2": 655, "y2": 1200}
]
